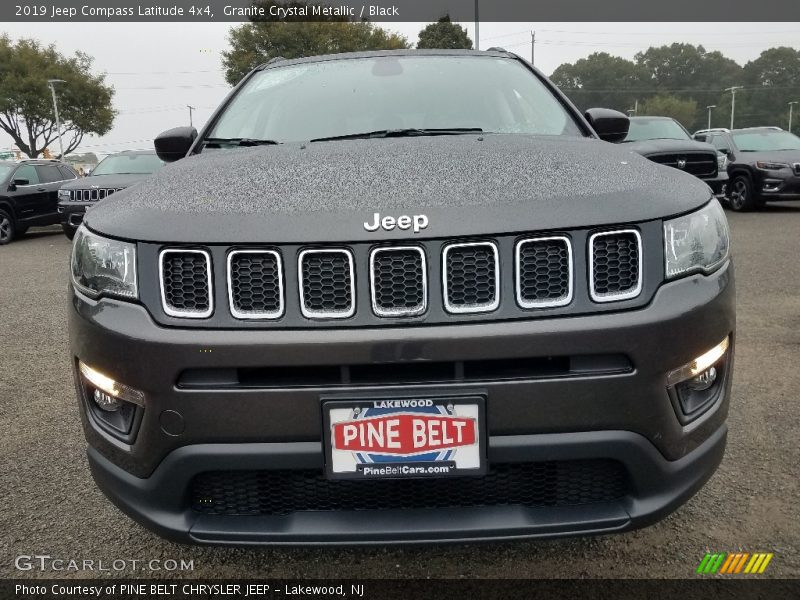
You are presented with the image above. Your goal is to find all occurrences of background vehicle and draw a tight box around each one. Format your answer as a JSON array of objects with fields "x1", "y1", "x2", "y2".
[
  {"x1": 620, "y1": 116, "x2": 726, "y2": 195},
  {"x1": 694, "y1": 126, "x2": 800, "y2": 211},
  {"x1": 0, "y1": 159, "x2": 77, "y2": 245},
  {"x1": 58, "y1": 150, "x2": 165, "y2": 239}
]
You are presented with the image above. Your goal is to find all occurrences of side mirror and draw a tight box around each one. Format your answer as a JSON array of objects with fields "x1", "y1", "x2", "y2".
[
  {"x1": 719, "y1": 148, "x2": 731, "y2": 156},
  {"x1": 694, "y1": 134, "x2": 709, "y2": 142},
  {"x1": 154, "y1": 126, "x2": 198, "y2": 162},
  {"x1": 584, "y1": 108, "x2": 630, "y2": 143},
  {"x1": 11, "y1": 178, "x2": 30, "y2": 188}
]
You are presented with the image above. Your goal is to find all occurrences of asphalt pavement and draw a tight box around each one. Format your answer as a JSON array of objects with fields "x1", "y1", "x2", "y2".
[{"x1": 1, "y1": 203, "x2": 798, "y2": 579}]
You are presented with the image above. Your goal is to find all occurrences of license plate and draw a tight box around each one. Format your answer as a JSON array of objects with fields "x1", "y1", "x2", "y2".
[{"x1": 323, "y1": 396, "x2": 486, "y2": 480}]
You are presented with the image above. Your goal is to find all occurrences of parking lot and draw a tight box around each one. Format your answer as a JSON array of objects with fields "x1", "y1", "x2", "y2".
[{"x1": 1, "y1": 202, "x2": 798, "y2": 579}]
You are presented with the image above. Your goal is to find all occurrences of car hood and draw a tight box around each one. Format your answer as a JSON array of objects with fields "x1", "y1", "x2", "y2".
[
  {"x1": 60, "y1": 173, "x2": 151, "y2": 190},
  {"x1": 84, "y1": 134, "x2": 713, "y2": 244},
  {"x1": 737, "y1": 150, "x2": 800, "y2": 163},
  {"x1": 622, "y1": 138, "x2": 717, "y2": 156}
]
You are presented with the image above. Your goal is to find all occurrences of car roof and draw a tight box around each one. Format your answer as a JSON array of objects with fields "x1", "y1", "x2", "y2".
[
  {"x1": 731, "y1": 126, "x2": 784, "y2": 133},
  {"x1": 258, "y1": 48, "x2": 515, "y2": 71},
  {"x1": 629, "y1": 116, "x2": 674, "y2": 121}
]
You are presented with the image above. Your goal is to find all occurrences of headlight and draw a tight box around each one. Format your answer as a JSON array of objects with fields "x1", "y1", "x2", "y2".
[
  {"x1": 58, "y1": 189, "x2": 71, "y2": 200},
  {"x1": 755, "y1": 161, "x2": 790, "y2": 170},
  {"x1": 664, "y1": 200, "x2": 730, "y2": 279},
  {"x1": 71, "y1": 226, "x2": 138, "y2": 299},
  {"x1": 716, "y1": 154, "x2": 727, "y2": 170}
]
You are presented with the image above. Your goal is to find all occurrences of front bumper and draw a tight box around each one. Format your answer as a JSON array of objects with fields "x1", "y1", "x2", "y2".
[
  {"x1": 70, "y1": 263, "x2": 735, "y2": 544},
  {"x1": 704, "y1": 172, "x2": 728, "y2": 196},
  {"x1": 58, "y1": 200, "x2": 93, "y2": 228},
  {"x1": 759, "y1": 172, "x2": 800, "y2": 200}
]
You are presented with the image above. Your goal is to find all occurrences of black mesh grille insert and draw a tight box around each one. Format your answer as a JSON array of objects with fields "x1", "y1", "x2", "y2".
[
  {"x1": 161, "y1": 251, "x2": 210, "y2": 314},
  {"x1": 300, "y1": 250, "x2": 354, "y2": 317},
  {"x1": 591, "y1": 231, "x2": 640, "y2": 299},
  {"x1": 444, "y1": 243, "x2": 498, "y2": 312},
  {"x1": 517, "y1": 238, "x2": 571, "y2": 307},
  {"x1": 371, "y1": 248, "x2": 426, "y2": 316},
  {"x1": 191, "y1": 460, "x2": 628, "y2": 516},
  {"x1": 229, "y1": 251, "x2": 282, "y2": 317}
]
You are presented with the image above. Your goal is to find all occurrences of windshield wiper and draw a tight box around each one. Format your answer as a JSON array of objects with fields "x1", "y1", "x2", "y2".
[
  {"x1": 310, "y1": 128, "x2": 483, "y2": 143},
  {"x1": 203, "y1": 137, "x2": 281, "y2": 147}
]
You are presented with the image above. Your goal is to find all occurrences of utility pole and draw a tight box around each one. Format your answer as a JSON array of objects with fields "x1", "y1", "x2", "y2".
[
  {"x1": 474, "y1": 0, "x2": 479, "y2": 50},
  {"x1": 725, "y1": 86, "x2": 743, "y2": 130},
  {"x1": 789, "y1": 101, "x2": 798, "y2": 133},
  {"x1": 187, "y1": 105, "x2": 195, "y2": 127},
  {"x1": 47, "y1": 79, "x2": 66, "y2": 159},
  {"x1": 706, "y1": 105, "x2": 716, "y2": 130},
  {"x1": 531, "y1": 30, "x2": 535, "y2": 66}
]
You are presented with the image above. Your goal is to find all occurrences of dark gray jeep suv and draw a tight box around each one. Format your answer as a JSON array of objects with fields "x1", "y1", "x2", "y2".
[{"x1": 69, "y1": 50, "x2": 734, "y2": 545}]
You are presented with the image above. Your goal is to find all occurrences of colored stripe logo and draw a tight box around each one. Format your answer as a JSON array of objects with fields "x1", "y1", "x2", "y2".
[{"x1": 697, "y1": 552, "x2": 774, "y2": 574}]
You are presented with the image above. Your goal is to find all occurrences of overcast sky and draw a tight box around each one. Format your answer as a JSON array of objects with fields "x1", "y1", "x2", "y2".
[{"x1": 1, "y1": 21, "x2": 798, "y2": 156}]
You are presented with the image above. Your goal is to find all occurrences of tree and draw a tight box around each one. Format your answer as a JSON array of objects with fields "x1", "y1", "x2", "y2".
[
  {"x1": 737, "y1": 47, "x2": 800, "y2": 129},
  {"x1": 0, "y1": 36, "x2": 115, "y2": 158},
  {"x1": 550, "y1": 53, "x2": 647, "y2": 113},
  {"x1": 416, "y1": 16, "x2": 472, "y2": 50},
  {"x1": 222, "y1": 20, "x2": 410, "y2": 86},
  {"x1": 638, "y1": 95, "x2": 698, "y2": 129}
]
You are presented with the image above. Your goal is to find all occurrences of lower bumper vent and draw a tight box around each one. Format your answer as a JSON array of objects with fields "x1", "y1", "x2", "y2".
[{"x1": 191, "y1": 460, "x2": 628, "y2": 516}]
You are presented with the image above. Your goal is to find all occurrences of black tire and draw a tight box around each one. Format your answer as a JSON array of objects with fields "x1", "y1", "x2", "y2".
[
  {"x1": 62, "y1": 224, "x2": 77, "y2": 240},
  {"x1": 0, "y1": 208, "x2": 15, "y2": 245},
  {"x1": 727, "y1": 174, "x2": 759, "y2": 211}
]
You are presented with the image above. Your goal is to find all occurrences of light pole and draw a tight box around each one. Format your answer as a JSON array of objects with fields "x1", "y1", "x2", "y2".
[
  {"x1": 725, "y1": 86, "x2": 743, "y2": 130},
  {"x1": 474, "y1": 0, "x2": 479, "y2": 50},
  {"x1": 789, "y1": 101, "x2": 798, "y2": 134},
  {"x1": 706, "y1": 105, "x2": 716, "y2": 130},
  {"x1": 47, "y1": 79, "x2": 66, "y2": 159},
  {"x1": 187, "y1": 105, "x2": 196, "y2": 127}
]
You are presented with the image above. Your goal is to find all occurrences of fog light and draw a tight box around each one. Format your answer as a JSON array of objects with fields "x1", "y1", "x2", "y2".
[
  {"x1": 78, "y1": 361, "x2": 144, "y2": 406},
  {"x1": 686, "y1": 367, "x2": 717, "y2": 391},
  {"x1": 667, "y1": 337, "x2": 729, "y2": 386},
  {"x1": 93, "y1": 389, "x2": 122, "y2": 412}
]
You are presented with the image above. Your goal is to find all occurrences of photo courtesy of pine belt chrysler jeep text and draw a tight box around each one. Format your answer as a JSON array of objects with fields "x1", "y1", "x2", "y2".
[{"x1": 68, "y1": 49, "x2": 735, "y2": 545}]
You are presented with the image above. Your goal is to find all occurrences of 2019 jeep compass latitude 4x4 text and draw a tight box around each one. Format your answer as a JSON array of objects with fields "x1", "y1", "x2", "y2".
[{"x1": 69, "y1": 50, "x2": 734, "y2": 545}]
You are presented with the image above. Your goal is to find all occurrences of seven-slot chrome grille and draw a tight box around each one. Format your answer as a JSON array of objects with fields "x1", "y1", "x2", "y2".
[
  {"x1": 154, "y1": 227, "x2": 647, "y2": 323},
  {"x1": 68, "y1": 188, "x2": 121, "y2": 201}
]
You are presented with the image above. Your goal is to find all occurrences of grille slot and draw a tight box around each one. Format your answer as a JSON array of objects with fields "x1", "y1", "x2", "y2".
[
  {"x1": 589, "y1": 230, "x2": 642, "y2": 302},
  {"x1": 370, "y1": 246, "x2": 427, "y2": 317},
  {"x1": 443, "y1": 242, "x2": 499, "y2": 314},
  {"x1": 516, "y1": 236, "x2": 572, "y2": 308},
  {"x1": 298, "y1": 249, "x2": 355, "y2": 319},
  {"x1": 191, "y1": 460, "x2": 629, "y2": 516},
  {"x1": 228, "y1": 250, "x2": 284, "y2": 319},
  {"x1": 159, "y1": 249, "x2": 213, "y2": 318}
]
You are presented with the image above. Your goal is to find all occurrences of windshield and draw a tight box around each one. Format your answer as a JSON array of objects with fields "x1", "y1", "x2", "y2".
[
  {"x1": 0, "y1": 164, "x2": 13, "y2": 180},
  {"x1": 92, "y1": 154, "x2": 164, "y2": 175},
  {"x1": 732, "y1": 130, "x2": 800, "y2": 152},
  {"x1": 623, "y1": 119, "x2": 690, "y2": 142},
  {"x1": 208, "y1": 56, "x2": 583, "y2": 143}
]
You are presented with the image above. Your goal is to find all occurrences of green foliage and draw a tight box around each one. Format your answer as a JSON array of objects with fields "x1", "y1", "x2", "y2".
[
  {"x1": 416, "y1": 16, "x2": 473, "y2": 50},
  {"x1": 551, "y1": 43, "x2": 800, "y2": 133},
  {"x1": 550, "y1": 52, "x2": 648, "y2": 114},
  {"x1": 639, "y1": 95, "x2": 698, "y2": 128},
  {"x1": 222, "y1": 19, "x2": 410, "y2": 86},
  {"x1": 0, "y1": 35, "x2": 115, "y2": 158}
]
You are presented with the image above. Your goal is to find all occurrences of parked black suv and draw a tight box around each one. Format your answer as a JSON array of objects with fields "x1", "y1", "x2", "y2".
[
  {"x1": 0, "y1": 159, "x2": 77, "y2": 244},
  {"x1": 58, "y1": 150, "x2": 164, "y2": 239},
  {"x1": 694, "y1": 126, "x2": 800, "y2": 211},
  {"x1": 620, "y1": 116, "x2": 727, "y2": 195},
  {"x1": 69, "y1": 50, "x2": 734, "y2": 545}
]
